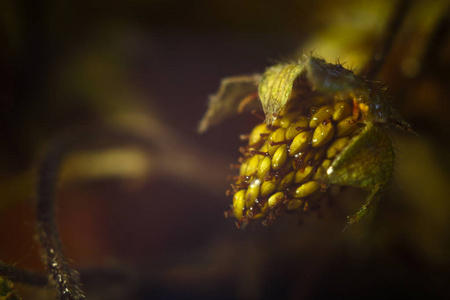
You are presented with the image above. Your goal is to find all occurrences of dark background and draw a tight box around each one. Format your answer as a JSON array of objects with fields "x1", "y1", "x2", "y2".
[{"x1": 0, "y1": 0, "x2": 449, "y2": 299}]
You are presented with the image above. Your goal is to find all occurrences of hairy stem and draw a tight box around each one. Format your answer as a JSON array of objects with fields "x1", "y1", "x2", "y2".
[
  {"x1": 35, "y1": 124, "x2": 228, "y2": 299},
  {"x1": 37, "y1": 136, "x2": 85, "y2": 300}
]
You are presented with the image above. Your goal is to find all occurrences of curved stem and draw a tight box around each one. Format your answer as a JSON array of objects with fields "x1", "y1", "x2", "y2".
[
  {"x1": 37, "y1": 136, "x2": 85, "y2": 300},
  {"x1": 35, "y1": 124, "x2": 228, "y2": 299}
]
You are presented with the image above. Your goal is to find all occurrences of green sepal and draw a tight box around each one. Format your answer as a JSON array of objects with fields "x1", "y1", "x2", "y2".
[
  {"x1": 304, "y1": 55, "x2": 369, "y2": 97},
  {"x1": 198, "y1": 74, "x2": 261, "y2": 133},
  {"x1": 258, "y1": 63, "x2": 304, "y2": 125},
  {"x1": 325, "y1": 123, "x2": 394, "y2": 188}
]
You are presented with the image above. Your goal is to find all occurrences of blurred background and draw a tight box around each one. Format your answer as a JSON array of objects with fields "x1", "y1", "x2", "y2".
[{"x1": 0, "y1": 0, "x2": 449, "y2": 299}]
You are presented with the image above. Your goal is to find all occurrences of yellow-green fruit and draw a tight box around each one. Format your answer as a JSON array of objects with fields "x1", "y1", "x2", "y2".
[
  {"x1": 286, "y1": 117, "x2": 309, "y2": 139},
  {"x1": 239, "y1": 160, "x2": 248, "y2": 176},
  {"x1": 294, "y1": 181, "x2": 320, "y2": 198},
  {"x1": 314, "y1": 147, "x2": 326, "y2": 161},
  {"x1": 249, "y1": 123, "x2": 271, "y2": 145},
  {"x1": 272, "y1": 145, "x2": 288, "y2": 170},
  {"x1": 244, "y1": 155, "x2": 261, "y2": 176},
  {"x1": 295, "y1": 166, "x2": 314, "y2": 184},
  {"x1": 336, "y1": 116, "x2": 358, "y2": 137},
  {"x1": 313, "y1": 167, "x2": 325, "y2": 180},
  {"x1": 327, "y1": 137, "x2": 350, "y2": 158},
  {"x1": 312, "y1": 122, "x2": 335, "y2": 147},
  {"x1": 224, "y1": 57, "x2": 403, "y2": 227},
  {"x1": 286, "y1": 198, "x2": 303, "y2": 210},
  {"x1": 268, "y1": 192, "x2": 285, "y2": 208},
  {"x1": 277, "y1": 171, "x2": 295, "y2": 191},
  {"x1": 233, "y1": 190, "x2": 246, "y2": 220},
  {"x1": 246, "y1": 179, "x2": 261, "y2": 207},
  {"x1": 279, "y1": 111, "x2": 301, "y2": 128},
  {"x1": 268, "y1": 128, "x2": 286, "y2": 156},
  {"x1": 322, "y1": 159, "x2": 332, "y2": 169},
  {"x1": 251, "y1": 204, "x2": 268, "y2": 219},
  {"x1": 289, "y1": 131, "x2": 312, "y2": 156},
  {"x1": 261, "y1": 179, "x2": 278, "y2": 197},
  {"x1": 228, "y1": 103, "x2": 362, "y2": 225},
  {"x1": 257, "y1": 156, "x2": 272, "y2": 179},
  {"x1": 260, "y1": 141, "x2": 269, "y2": 152},
  {"x1": 302, "y1": 149, "x2": 316, "y2": 166},
  {"x1": 332, "y1": 102, "x2": 352, "y2": 121},
  {"x1": 313, "y1": 160, "x2": 331, "y2": 180},
  {"x1": 310, "y1": 105, "x2": 333, "y2": 128}
]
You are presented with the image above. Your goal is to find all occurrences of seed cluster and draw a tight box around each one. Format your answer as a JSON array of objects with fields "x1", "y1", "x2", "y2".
[{"x1": 226, "y1": 99, "x2": 365, "y2": 227}]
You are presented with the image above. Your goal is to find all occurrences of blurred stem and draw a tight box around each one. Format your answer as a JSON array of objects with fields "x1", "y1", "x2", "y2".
[
  {"x1": 36, "y1": 123, "x2": 227, "y2": 298},
  {"x1": 364, "y1": 0, "x2": 413, "y2": 80},
  {"x1": 37, "y1": 135, "x2": 86, "y2": 300},
  {"x1": 422, "y1": 5, "x2": 450, "y2": 74}
]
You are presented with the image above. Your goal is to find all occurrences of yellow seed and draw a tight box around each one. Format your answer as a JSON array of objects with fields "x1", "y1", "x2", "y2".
[
  {"x1": 292, "y1": 149, "x2": 316, "y2": 171},
  {"x1": 314, "y1": 147, "x2": 326, "y2": 161},
  {"x1": 233, "y1": 190, "x2": 246, "y2": 220},
  {"x1": 268, "y1": 128, "x2": 286, "y2": 156},
  {"x1": 245, "y1": 155, "x2": 261, "y2": 176},
  {"x1": 257, "y1": 156, "x2": 272, "y2": 179},
  {"x1": 252, "y1": 203, "x2": 268, "y2": 219},
  {"x1": 313, "y1": 167, "x2": 325, "y2": 180},
  {"x1": 249, "y1": 123, "x2": 271, "y2": 145},
  {"x1": 272, "y1": 144, "x2": 288, "y2": 170},
  {"x1": 260, "y1": 179, "x2": 278, "y2": 197},
  {"x1": 259, "y1": 141, "x2": 269, "y2": 153},
  {"x1": 289, "y1": 131, "x2": 312, "y2": 156},
  {"x1": 336, "y1": 116, "x2": 358, "y2": 137},
  {"x1": 294, "y1": 181, "x2": 320, "y2": 198},
  {"x1": 272, "y1": 117, "x2": 282, "y2": 127},
  {"x1": 332, "y1": 102, "x2": 352, "y2": 121},
  {"x1": 239, "y1": 160, "x2": 248, "y2": 176},
  {"x1": 309, "y1": 105, "x2": 333, "y2": 128},
  {"x1": 279, "y1": 111, "x2": 301, "y2": 128},
  {"x1": 286, "y1": 117, "x2": 309, "y2": 140},
  {"x1": 303, "y1": 149, "x2": 316, "y2": 166},
  {"x1": 286, "y1": 199, "x2": 303, "y2": 210},
  {"x1": 245, "y1": 178, "x2": 261, "y2": 208},
  {"x1": 277, "y1": 171, "x2": 295, "y2": 191},
  {"x1": 313, "y1": 160, "x2": 330, "y2": 181},
  {"x1": 312, "y1": 122, "x2": 335, "y2": 148},
  {"x1": 326, "y1": 137, "x2": 349, "y2": 158},
  {"x1": 294, "y1": 166, "x2": 314, "y2": 183},
  {"x1": 268, "y1": 192, "x2": 285, "y2": 208},
  {"x1": 322, "y1": 159, "x2": 331, "y2": 169}
]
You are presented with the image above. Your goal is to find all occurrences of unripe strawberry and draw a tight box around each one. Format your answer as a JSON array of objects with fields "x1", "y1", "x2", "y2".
[{"x1": 224, "y1": 55, "x2": 409, "y2": 227}]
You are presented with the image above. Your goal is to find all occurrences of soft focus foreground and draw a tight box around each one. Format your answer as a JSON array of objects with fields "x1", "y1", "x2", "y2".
[{"x1": 0, "y1": 0, "x2": 449, "y2": 299}]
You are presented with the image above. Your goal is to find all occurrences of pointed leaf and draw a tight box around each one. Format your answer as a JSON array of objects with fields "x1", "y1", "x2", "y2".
[
  {"x1": 258, "y1": 63, "x2": 305, "y2": 125},
  {"x1": 198, "y1": 74, "x2": 261, "y2": 133}
]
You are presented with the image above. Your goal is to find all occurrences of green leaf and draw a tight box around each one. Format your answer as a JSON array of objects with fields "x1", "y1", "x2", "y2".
[
  {"x1": 198, "y1": 74, "x2": 261, "y2": 133},
  {"x1": 258, "y1": 63, "x2": 304, "y2": 125},
  {"x1": 326, "y1": 124, "x2": 394, "y2": 187}
]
